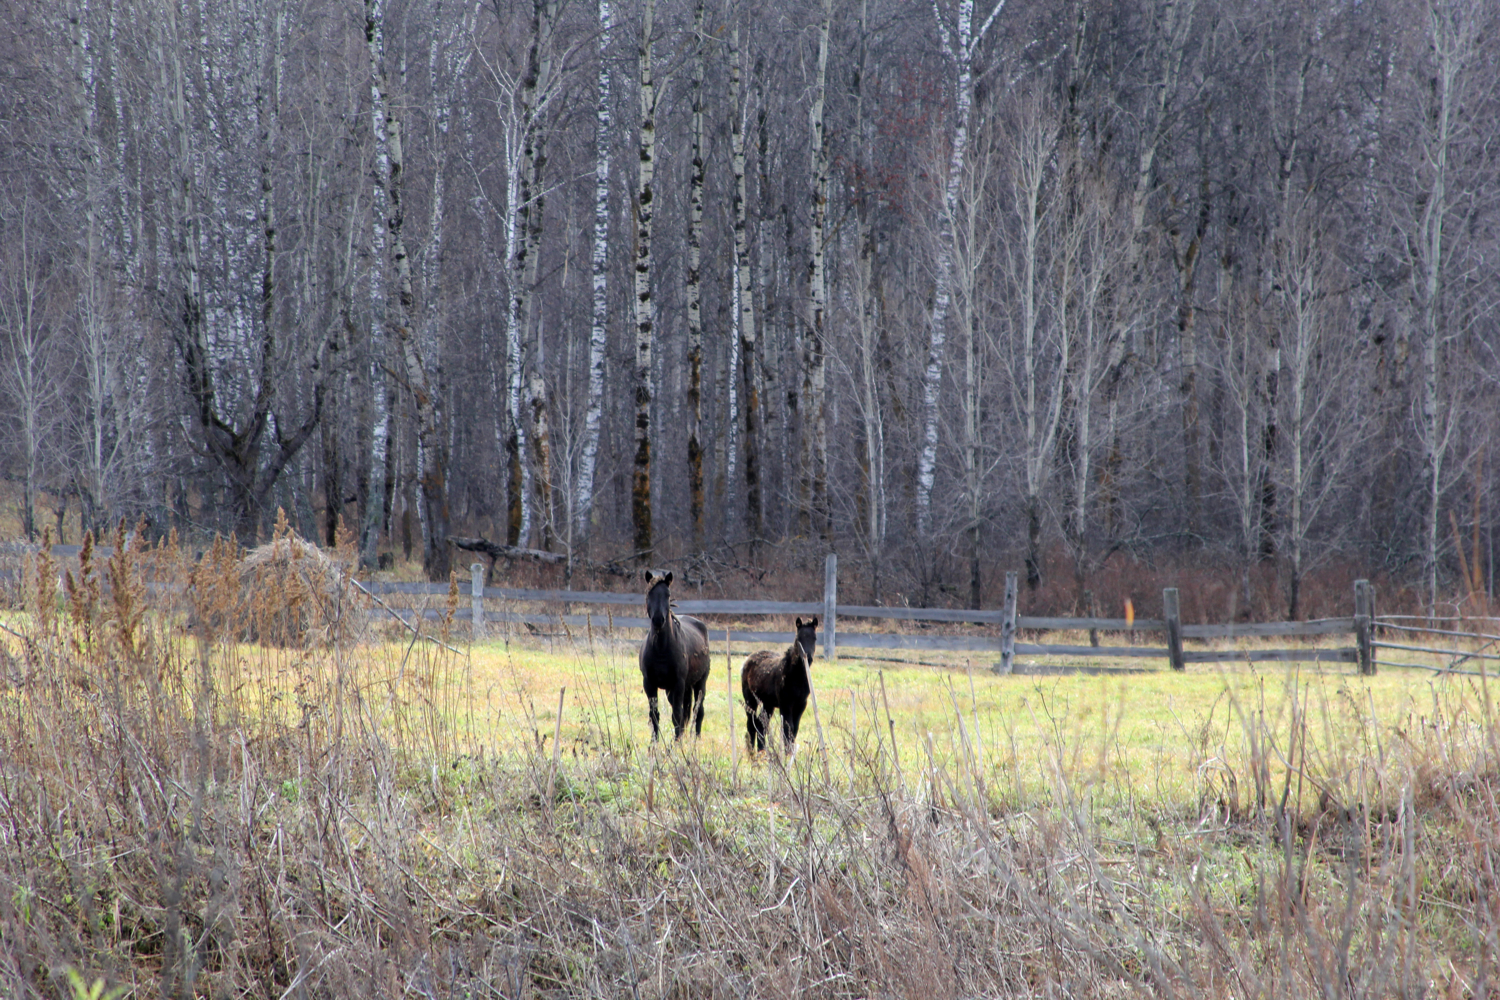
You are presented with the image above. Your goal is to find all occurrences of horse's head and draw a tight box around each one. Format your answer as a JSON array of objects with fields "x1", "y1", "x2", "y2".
[
  {"x1": 795, "y1": 616, "x2": 819, "y2": 665},
  {"x1": 644, "y1": 570, "x2": 674, "y2": 628}
]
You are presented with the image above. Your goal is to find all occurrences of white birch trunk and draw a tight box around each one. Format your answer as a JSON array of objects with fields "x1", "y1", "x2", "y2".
[
  {"x1": 524, "y1": 0, "x2": 558, "y2": 550},
  {"x1": 630, "y1": 0, "x2": 656, "y2": 559},
  {"x1": 730, "y1": 23, "x2": 762, "y2": 541},
  {"x1": 369, "y1": 0, "x2": 448, "y2": 578},
  {"x1": 685, "y1": 0, "x2": 707, "y2": 545},
  {"x1": 915, "y1": 0, "x2": 1003, "y2": 535},
  {"x1": 1414, "y1": 0, "x2": 1472, "y2": 612},
  {"x1": 362, "y1": 0, "x2": 393, "y2": 568},
  {"x1": 804, "y1": 0, "x2": 832, "y2": 541},
  {"x1": 574, "y1": 0, "x2": 614, "y2": 544},
  {"x1": 726, "y1": 266, "x2": 741, "y2": 487}
]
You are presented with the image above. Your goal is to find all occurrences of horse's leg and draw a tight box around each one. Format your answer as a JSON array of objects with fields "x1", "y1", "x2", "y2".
[
  {"x1": 783, "y1": 710, "x2": 801, "y2": 755},
  {"x1": 692, "y1": 680, "x2": 707, "y2": 737},
  {"x1": 670, "y1": 683, "x2": 688, "y2": 740},
  {"x1": 747, "y1": 699, "x2": 768, "y2": 752},
  {"x1": 645, "y1": 684, "x2": 661, "y2": 741}
]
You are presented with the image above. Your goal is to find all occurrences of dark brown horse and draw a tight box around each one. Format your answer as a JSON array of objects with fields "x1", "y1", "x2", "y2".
[
  {"x1": 740, "y1": 616, "x2": 818, "y2": 753},
  {"x1": 639, "y1": 571, "x2": 712, "y2": 740}
]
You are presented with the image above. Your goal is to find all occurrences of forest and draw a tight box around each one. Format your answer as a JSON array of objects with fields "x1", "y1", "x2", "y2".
[{"x1": 0, "y1": 0, "x2": 1496, "y2": 617}]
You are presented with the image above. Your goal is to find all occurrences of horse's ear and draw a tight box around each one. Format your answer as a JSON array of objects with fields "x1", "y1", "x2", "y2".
[
  {"x1": 809, "y1": 616, "x2": 819, "y2": 629},
  {"x1": 644, "y1": 570, "x2": 656, "y2": 584},
  {"x1": 664, "y1": 571, "x2": 673, "y2": 585},
  {"x1": 795, "y1": 617, "x2": 804, "y2": 628}
]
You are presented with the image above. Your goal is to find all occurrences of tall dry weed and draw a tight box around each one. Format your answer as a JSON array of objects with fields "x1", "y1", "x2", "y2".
[{"x1": 1, "y1": 535, "x2": 1498, "y2": 998}]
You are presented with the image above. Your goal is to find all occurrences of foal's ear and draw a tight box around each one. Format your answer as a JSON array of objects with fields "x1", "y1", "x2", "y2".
[
  {"x1": 663, "y1": 571, "x2": 673, "y2": 585},
  {"x1": 644, "y1": 570, "x2": 656, "y2": 585},
  {"x1": 795, "y1": 617, "x2": 804, "y2": 628},
  {"x1": 809, "y1": 616, "x2": 819, "y2": 629}
]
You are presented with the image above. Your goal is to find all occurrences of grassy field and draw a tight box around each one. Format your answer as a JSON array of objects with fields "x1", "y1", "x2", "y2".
[
  {"x1": 2, "y1": 531, "x2": 1498, "y2": 998},
  {"x1": 462, "y1": 622, "x2": 1488, "y2": 805}
]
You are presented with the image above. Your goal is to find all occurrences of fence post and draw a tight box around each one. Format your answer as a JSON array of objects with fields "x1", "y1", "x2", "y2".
[
  {"x1": 998, "y1": 571, "x2": 1018, "y2": 674},
  {"x1": 1354, "y1": 579, "x2": 1375, "y2": 675},
  {"x1": 470, "y1": 562, "x2": 486, "y2": 639},
  {"x1": 1163, "y1": 587, "x2": 1185, "y2": 671},
  {"x1": 824, "y1": 553, "x2": 838, "y2": 660}
]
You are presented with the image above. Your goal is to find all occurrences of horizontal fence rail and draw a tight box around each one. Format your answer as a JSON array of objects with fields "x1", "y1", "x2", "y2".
[
  {"x1": 14, "y1": 544, "x2": 1495, "y2": 677},
  {"x1": 358, "y1": 559, "x2": 1385, "y2": 675}
]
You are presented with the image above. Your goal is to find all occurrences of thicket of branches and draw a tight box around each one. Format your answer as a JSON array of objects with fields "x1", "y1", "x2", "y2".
[{"x1": 1, "y1": 0, "x2": 1497, "y2": 616}]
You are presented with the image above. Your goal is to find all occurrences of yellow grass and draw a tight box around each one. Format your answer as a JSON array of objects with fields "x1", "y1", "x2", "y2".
[{"x1": 379, "y1": 620, "x2": 1495, "y2": 817}]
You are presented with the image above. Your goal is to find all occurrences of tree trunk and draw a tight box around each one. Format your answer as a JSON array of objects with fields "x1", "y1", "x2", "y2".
[
  {"x1": 729, "y1": 25, "x2": 762, "y2": 546},
  {"x1": 161, "y1": 0, "x2": 320, "y2": 546},
  {"x1": 685, "y1": 0, "x2": 707, "y2": 548},
  {"x1": 803, "y1": 0, "x2": 832, "y2": 543},
  {"x1": 369, "y1": 0, "x2": 448, "y2": 579},
  {"x1": 524, "y1": 0, "x2": 557, "y2": 551},
  {"x1": 500, "y1": 0, "x2": 558, "y2": 552},
  {"x1": 631, "y1": 0, "x2": 656, "y2": 561},
  {"x1": 916, "y1": 0, "x2": 1000, "y2": 535},
  {"x1": 574, "y1": 0, "x2": 614, "y2": 546}
]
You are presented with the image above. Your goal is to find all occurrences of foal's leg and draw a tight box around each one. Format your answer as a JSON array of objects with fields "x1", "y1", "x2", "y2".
[
  {"x1": 783, "y1": 710, "x2": 802, "y2": 756},
  {"x1": 745, "y1": 699, "x2": 768, "y2": 752}
]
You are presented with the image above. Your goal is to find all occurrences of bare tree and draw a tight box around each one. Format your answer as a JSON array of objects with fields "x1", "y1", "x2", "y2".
[
  {"x1": 574, "y1": 0, "x2": 615, "y2": 547},
  {"x1": 1389, "y1": 0, "x2": 1495, "y2": 609},
  {"x1": 997, "y1": 96, "x2": 1065, "y2": 591},
  {"x1": 729, "y1": 20, "x2": 762, "y2": 545},
  {"x1": 1267, "y1": 206, "x2": 1366, "y2": 618},
  {"x1": 155, "y1": 0, "x2": 324, "y2": 544},
  {"x1": 685, "y1": 0, "x2": 708, "y2": 548},
  {"x1": 801, "y1": 0, "x2": 832, "y2": 542},
  {"x1": 631, "y1": 0, "x2": 657, "y2": 560},
  {"x1": 915, "y1": 0, "x2": 1006, "y2": 537},
  {"x1": 0, "y1": 197, "x2": 61, "y2": 541}
]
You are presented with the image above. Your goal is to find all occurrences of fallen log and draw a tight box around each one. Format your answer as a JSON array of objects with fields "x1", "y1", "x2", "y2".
[{"x1": 448, "y1": 536, "x2": 567, "y2": 582}]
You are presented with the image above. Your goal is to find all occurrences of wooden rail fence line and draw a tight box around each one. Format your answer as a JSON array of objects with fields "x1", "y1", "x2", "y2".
[
  {"x1": 361, "y1": 557, "x2": 1398, "y2": 676},
  {"x1": 11, "y1": 546, "x2": 1500, "y2": 677}
]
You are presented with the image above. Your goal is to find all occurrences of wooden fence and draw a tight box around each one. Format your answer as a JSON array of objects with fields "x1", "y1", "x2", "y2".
[
  {"x1": 14, "y1": 546, "x2": 1500, "y2": 676},
  {"x1": 362, "y1": 554, "x2": 1390, "y2": 676}
]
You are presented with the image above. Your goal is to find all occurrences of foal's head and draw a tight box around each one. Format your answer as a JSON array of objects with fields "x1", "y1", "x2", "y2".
[
  {"x1": 644, "y1": 570, "x2": 674, "y2": 629},
  {"x1": 794, "y1": 616, "x2": 819, "y2": 664}
]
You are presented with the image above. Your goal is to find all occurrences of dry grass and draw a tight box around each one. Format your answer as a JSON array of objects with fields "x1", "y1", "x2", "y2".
[{"x1": 2, "y1": 527, "x2": 1498, "y2": 999}]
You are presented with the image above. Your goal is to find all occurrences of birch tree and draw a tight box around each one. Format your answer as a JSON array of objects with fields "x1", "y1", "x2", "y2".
[
  {"x1": 685, "y1": 0, "x2": 708, "y2": 546},
  {"x1": 914, "y1": 0, "x2": 1005, "y2": 537},
  {"x1": 362, "y1": 0, "x2": 394, "y2": 568},
  {"x1": 371, "y1": 0, "x2": 452, "y2": 579},
  {"x1": 729, "y1": 21, "x2": 763, "y2": 544},
  {"x1": 1267, "y1": 208, "x2": 1365, "y2": 619},
  {"x1": 493, "y1": 0, "x2": 560, "y2": 550},
  {"x1": 847, "y1": 0, "x2": 887, "y2": 595},
  {"x1": 631, "y1": 0, "x2": 657, "y2": 559},
  {"x1": 999, "y1": 97, "x2": 1068, "y2": 590},
  {"x1": 157, "y1": 0, "x2": 323, "y2": 544},
  {"x1": 574, "y1": 0, "x2": 614, "y2": 546},
  {"x1": 0, "y1": 197, "x2": 59, "y2": 542},
  {"x1": 801, "y1": 0, "x2": 832, "y2": 541},
  {"x1": 1395, "y1": 0, "x2": 1492, "y2": 609},
  {"x1": 523, "y1": 0, "x2": 559, "y2": 551}
]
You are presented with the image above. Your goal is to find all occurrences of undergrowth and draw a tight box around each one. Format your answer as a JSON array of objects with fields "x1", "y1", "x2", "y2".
[{"x1": 1, "y1": 522, "x2": 1497, "y2": 998}]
